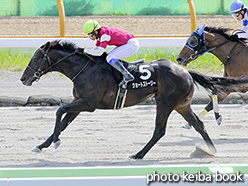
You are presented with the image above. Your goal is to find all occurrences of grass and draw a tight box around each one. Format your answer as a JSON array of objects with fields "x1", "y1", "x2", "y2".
[
  {"x1": 0, "y1": 47, "x2": 223, "y2": 75},
  {"x1": 0, "y1": 48, "x2": 36, "y2": 71},
  {"x1": 126, "y1": 47, "x2": 223, "y2": 75}
]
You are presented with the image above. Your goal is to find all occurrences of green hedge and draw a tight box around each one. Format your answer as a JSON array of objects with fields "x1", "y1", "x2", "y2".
[{"x1": 0, "y1": 0, "x2": 235, "y2": 16}]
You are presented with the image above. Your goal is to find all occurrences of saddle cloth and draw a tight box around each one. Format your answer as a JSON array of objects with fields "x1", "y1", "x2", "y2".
[
  {"x1": 87, "y1": 52, "x2": 157, "y2": 89},
  {"x1": 120, "y1": 61, "x2": 158, "y2": 90}
]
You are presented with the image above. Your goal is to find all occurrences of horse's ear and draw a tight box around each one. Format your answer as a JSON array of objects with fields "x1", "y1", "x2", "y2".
[
  {"x1": 41, "y1": 41, "x2": 51, "y2": 51},
  {"x1": 205, "y1": 31, "x2": 215, "y2": 41},
  {"x1": 195, "y1": 25, "x2": 200, "y2": 32},
  {"x1": 198, "y1": 24, "x2": 206, "y2": 35},
  {"x1": 41, "y1": 40, "x2": 59, "y2": 51},
  {"x1": 51, "y1": 40, "x2": 60, "y2": 47}
]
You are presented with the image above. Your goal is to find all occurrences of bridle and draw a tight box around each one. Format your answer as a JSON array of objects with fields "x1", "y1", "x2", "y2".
[
  {"x1": 27, "y1": 47, "x2": 90, "y2": 82},
  {"x1": 185, "y1": 28, "x2": 238, "y2": 65},
  {"x1": 27, "y1": 48, "x2": 52, "y2": 81}
]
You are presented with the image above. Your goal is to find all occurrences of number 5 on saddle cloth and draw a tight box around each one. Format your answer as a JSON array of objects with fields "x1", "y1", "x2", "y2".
[{"x1": 114, "y1": 61, "x2": 157, "y2": 110}]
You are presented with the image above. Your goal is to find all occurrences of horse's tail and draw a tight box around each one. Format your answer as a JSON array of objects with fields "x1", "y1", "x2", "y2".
[{"x1": 188, "y1": 70, "x2": 248, "y2": 97}]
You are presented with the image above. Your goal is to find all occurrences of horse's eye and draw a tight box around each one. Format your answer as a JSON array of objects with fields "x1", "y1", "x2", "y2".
[
  {"x1": 188, "y1": 36, "x2": 198, "y2": 47},
  {"x1": 189, "y1": 38, "x2": 196, "y2": 45}
]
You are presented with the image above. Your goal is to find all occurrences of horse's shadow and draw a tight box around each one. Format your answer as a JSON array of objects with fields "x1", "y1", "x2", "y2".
[
  {"x1": 2, "y1": 137, "x2": 248, "y2": 168},
  {"x1": 0, "y1": 159, "x2": 169, "y2": 168},
  {"x1": 135, "y1": 136, "x2": 248, "y2": 147}
]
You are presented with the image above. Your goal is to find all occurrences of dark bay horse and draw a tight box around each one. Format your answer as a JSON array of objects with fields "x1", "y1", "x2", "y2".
[
  {"x1": 176, "y1": 25, "x2": 248, "y2": 127},
  {"x1": 20, "y1": 40, "x2": 248, "y2": 159}
]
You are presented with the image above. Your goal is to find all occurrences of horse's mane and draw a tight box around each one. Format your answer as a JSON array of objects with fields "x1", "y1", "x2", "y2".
[
  {"x1": 45, "y1": 39, "x2": 109, "y2": 62},
  {"x1": 50, "y1": 40, "x2": 78, "y2": 52},
  {"x1": 205, "y1": 26, "x2": 246, "y2": 41}
]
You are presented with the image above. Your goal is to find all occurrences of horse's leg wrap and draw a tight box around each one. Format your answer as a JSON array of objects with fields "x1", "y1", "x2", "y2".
[
  {"x1": 182, "y1": 100, "x2": 215, "y2": 129},
  {"x1": 212, "y1": 95, "x2": 222, "y2": 125},
  {"x1": 198, "y1": 100, "x2": 214, "y2": 120},
  {"x1": 183, "y1": 109, "x2": 208, "y2": 129}
]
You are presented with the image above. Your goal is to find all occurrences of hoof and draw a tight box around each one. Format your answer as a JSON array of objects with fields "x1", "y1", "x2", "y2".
[
  {"x1": 209, "y1": 146, "x2": 217, "y2": 154},
  {"x1": 129, "y1": 154, "x2": 143, "y2": 159},
  {"x1": 182, "y1": 123, "x2": 191, "y2": 129},
  {"x1": 216, "y1": 115, "x2": 222, "y2": 125},
  {"x1": 32, "y1": 147, "x2": 42, "y2": 153},
  {"x1": 54, "y1": 139, "x2": 61, "y2": 149}
]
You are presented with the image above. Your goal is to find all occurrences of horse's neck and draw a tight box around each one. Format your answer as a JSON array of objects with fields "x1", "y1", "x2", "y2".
[
  {"x1": 51, "y1": 52, "x2": 91, "y2": 81},
  {"x1": 206, "y1": 36, "x2": 236, "y2": 63}
]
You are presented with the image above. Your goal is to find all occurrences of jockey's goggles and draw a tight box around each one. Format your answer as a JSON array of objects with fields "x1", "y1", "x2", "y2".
[
  {"x1": 87, "y1": 32, "x2": 94, "y2": 39},
  {"x1": 232, "y1": 11, "x2": 242, "y2": 19},
  {"x1": 87, "y1": 24, "x2": 100, "y2": 39}
]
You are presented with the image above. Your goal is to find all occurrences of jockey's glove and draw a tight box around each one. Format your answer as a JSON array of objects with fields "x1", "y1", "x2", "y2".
[
  {"x1": 76, "y1": 47, "x2": 84, "y2": 54},
  {"x1": 230, "y1": 34, "x2": 239, "y2": 41}
]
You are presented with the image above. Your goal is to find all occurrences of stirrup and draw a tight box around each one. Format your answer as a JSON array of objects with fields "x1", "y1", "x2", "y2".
[
  {"x1": 118, "y1": 77, "x2": 134, "y2": 87},
  {"x1": 118, "y1": 79, "x2": 128, "y2": 87}
]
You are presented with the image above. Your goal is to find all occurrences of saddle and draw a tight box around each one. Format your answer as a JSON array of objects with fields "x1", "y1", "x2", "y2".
[
  {"x1": 127, "y1": 59, "x2": 145, "y2": 65},
  {"x1": 113, "y1": 59, "x2": 157, "y2": 110}
]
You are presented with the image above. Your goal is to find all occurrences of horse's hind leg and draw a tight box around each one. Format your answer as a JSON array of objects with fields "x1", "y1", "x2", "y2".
[
  {"x1": 182, "y1": 100, "x2": 214, "y2": 129},
  {"x1": 183, "y1": 95, "x2": 223, "y2": 129},
  {"x1": 32, "y1": 112, "x2": 79, "y2": 152},
  {"x1": 196, "y1": 92, "x2": 230, "y2": 126},
  {"x1": 177, "y1": 104, "x2": 217, "y2": 154},
  {"x1": 182, "y1": 100, "x2": 213, "y2": 129},
  {"x1": 212, "y1": 95, "x2": 222, "y2": 125},
  {"x1": 130, "y1": 104, "x2": 174, "y2": 159}
]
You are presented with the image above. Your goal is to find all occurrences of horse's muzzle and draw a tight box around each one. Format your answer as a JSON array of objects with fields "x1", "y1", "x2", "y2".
[
  {"x1": 20, "y1": 76, "x2": 37, "y2": 86},
  {"x1": 176, "y1": 56, "x2": 189, "y2": 67}
]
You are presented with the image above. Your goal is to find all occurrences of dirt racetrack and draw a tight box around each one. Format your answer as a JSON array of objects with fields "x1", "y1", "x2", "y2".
[
  {"x1": 0, "y1": 15, "x2": 243, "y2": 37},
  {"x1": 1, "y1": 104, "x2": 248, "y2": 167}
]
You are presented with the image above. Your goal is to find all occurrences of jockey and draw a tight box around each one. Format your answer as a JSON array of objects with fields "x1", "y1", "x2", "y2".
[
  {"x1": 83, "y1": 20, "x2": 140, "y2": 86},
  {"x1": 230, "y1": 0, "x2": 248, "y2": 40}
]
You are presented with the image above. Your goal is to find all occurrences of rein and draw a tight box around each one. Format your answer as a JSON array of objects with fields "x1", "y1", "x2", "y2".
[
  {"x1": 221, "y1": 41, "x2": 239, "y2": 65},
  {"x1": 203, "y1": 40, "x2": 230, "y2": 57},
  {"x1": 28, "y1": 47, "x2": 92, "y2": 82},
  {"x1": 203, "y1": 39, "x2": 240, "y2": 65}
]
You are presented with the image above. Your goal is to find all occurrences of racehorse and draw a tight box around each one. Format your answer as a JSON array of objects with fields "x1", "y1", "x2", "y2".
[
  {"x1": 176, "y1": 25, "x2": 248, "y2": 127},
  {"x1": 20, "y1": 40, "x2": 248, "y2": 159}
]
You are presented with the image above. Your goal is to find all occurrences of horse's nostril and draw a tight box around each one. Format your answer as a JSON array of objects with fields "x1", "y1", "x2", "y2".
[
  {"x1": 176, "y1": 57, "x2": 182, "y2": 62},
  {"x1": 20, "y1": 77, "x2": 25, "y2": 82}
]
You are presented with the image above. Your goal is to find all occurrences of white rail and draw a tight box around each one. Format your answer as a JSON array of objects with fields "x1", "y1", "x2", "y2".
[{"x1": 0, "y1": 38, "x2": 187, "y2": 48}]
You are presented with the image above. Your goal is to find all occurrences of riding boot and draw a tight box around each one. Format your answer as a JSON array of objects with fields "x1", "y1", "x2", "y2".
[{"x1": 111, "y1": 60, "x2": 135, "y2": 86}]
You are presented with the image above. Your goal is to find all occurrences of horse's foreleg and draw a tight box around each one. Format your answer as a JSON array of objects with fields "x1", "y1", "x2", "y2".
[
  {"x1": 52, "y1": 98, "x2": 94, "y2": 148},
  {"x1": 33, "y1": 112, "x2": 79, "y2": 152},
  {"x1": 130, "y1": 105, "x2": 173, "y2": 159}
]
